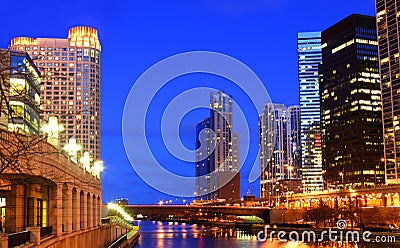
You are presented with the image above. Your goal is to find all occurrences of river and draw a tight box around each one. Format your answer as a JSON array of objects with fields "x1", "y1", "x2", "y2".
[{"x1": 135, "y1": 220, "x2": 393, "y2": 248}]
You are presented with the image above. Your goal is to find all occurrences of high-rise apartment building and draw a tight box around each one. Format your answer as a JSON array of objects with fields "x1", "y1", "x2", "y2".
[
  {"x1": 195, "y1": 91, "x2": 240, "y2": 200},
  {"x1": 376, "y1": 0, "x2": 400, "y2": 184},
  {"x1": 297, "y1": 32, "x2": 323, "y2": 192},
  {"x1": 287, "y1": 106, "x2": 302, "y2": 179},
  {"x1": 0, "y1": 50, "x2": 41, "y2": 134},
  {"x1": 320, "y1": 14, "x2": 384, "y2": 188},
  {"x1": 9, "y1": 26, "x2": 101, "y2": 161},
  {"x1": 259, "y1": 103, "x2": 302, "y2": 199}
]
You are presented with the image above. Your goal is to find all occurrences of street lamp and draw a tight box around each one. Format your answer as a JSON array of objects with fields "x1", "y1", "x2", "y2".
[{"x1": 339, "y1": 172, "x2": 344, "y2": 188}]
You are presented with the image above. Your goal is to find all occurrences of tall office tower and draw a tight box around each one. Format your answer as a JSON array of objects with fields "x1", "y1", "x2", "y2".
[
  {"x1": 320, "y1": 14, "x2": 384, "y2": 188},
  {"x1": 195, "y1": 91, "x2": 240, "y2": 200},
  {"x1": 9, "y1": 26, "x2": 101, "y2": 161},
  {"x1": 376, "y1": 0, "x2": 400, "y2": 184},
  {"x1": 0, "y1": 50, "x2": 40, "y2": 134},
  {"x1": 259, "y1": 103, "x2": 302, "y2": 199},
  {"x1": 297, "y1": 32, "x2": 324, "y2": 192}
]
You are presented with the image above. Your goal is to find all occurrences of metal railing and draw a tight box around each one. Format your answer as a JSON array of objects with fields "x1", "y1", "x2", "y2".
[
  {"x1": 8, "y1": 230, "x2": 30, "y2": 248},
  {"x1": 40, "y1": 226, "x2": 53, "y2": 238},
  {"x1": 107, "y1": 234, "x2": 127, "y2": 248}
]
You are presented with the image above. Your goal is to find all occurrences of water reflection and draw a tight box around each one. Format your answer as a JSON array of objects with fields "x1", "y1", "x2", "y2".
[{"x1": 136, "y1": 221, "x2": 395, "y2": 248}]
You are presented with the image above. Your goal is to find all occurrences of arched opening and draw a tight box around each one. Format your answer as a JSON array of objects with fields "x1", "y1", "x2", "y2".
[
  {"x1": 87, "y1": 193, "x2": 91, "y2": 228},
  {"x1": 72, "y1": 188, "x2": 77, "y2": 231},
  {"x1": 80, "y1": 190, "x2": 84, "y2": 229},
  {"x1": 97, "y1": 196, "x2": 101, "y2": 226},
  {"x1": 92, "y1": 195, "x2": 96, "y2": 227},
  {"x1": 62, "y1": 184, "x2": 68, "y2": 232}
]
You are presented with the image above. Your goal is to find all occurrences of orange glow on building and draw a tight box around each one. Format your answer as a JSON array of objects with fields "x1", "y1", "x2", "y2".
[
  {"x1": 68, "y1": 26, "x2": 101, "y2": 50},
  {"x1": 10, "y1": 37, "x2": 34, "y2": 46}
]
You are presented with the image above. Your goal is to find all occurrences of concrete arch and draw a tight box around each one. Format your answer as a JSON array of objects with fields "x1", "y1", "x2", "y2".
[
  {"x1": 62, "y1": 183, "x2": 69, "y2": 232},
  {"x1": 80, "y1": 190, "x2": 85, "y2": 229},
  {"x1": 92, "y1": 194, "x2": 96, "y2": 227},
  {"x1": 97, "y1": 196, "x2": 101, "y2": 226},
  {"x1": 87, "y1": 192, "x2": 91, "y2": 228},
  {"x1": 72, "y1": 187, "x2": 77, "y2": 231}
]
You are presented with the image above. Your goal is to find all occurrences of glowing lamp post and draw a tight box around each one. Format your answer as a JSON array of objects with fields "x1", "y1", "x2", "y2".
[
  {"x1": 63, "y1": 138, "x2": 81, "y2": 163},
  {"x1": 80, "y1": 151, "x2": 92, "y2": 172},
  {"x1": 92, "y1": 160, "x2": 104, "y2": 178},
  {"x1": 42, "y1": 116, "x2": 64, "y2": 147}
]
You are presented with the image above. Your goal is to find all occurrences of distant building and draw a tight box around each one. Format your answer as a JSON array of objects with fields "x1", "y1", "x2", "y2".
[
  {"x1": 297, "y1": 32, "x2": 323, "y2": 192},
  {"x1": 10, "y1": 26, "x2": 102, "y2": 161},
  {"x1": 0, "y1": 49, "x2": 40, "y2": 134},
  {"x1": 320, "y1": 14, "x2": 384, "y2": 188},
  {"x1": 115, "y1": 198, "x2": 129, "y2": 205},
  {"x1": 287, "y1": 106, "x2": 302, "y2": 179},
  {"x1": 302, "y1": 123, "x2": 323, "y2": 191},
  {"x1": 259, "y1": 103, "x2": 302, "y2": 199},
  {"x1": 195, "y1": 91, "x2": 240, "y2": 200},
  {"x1": 376, "y1": 0, "x2": 400, "y2": 184}
]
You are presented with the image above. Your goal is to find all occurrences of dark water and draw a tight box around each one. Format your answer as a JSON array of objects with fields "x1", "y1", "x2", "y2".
[
  {"x1": 135, "y1": 220, "x2": 310, "y2": 248},
  {"x1": 135, "y1": 221, "x2": 397, "y2": 248}
]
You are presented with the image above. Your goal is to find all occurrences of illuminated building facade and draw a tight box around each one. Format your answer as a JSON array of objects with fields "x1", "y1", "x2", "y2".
[
  {"x1": 297, "y1": 32, "x2": 323, "y2": 192},
  {"x1": 320, "y1": 14, "x2": 384, "y2": 188},
  {"x1": 376, "y1": 0, "x2": 400, "y2": 184},
  {"x1": 195, "y1": 91, "x2": 240, "y2": 200},
  {"x1": 287, "y1": 106, "x2": 302, "y2": 179},
  {"x1": 259, "y1": 103, "x2": 302, "y2": 199},
  {"x1": 0, "y1": 49, "x2": 41, "y2": 134},
  {"x1": 10, "y1": 26, "x2": 101, "y2": 160}
]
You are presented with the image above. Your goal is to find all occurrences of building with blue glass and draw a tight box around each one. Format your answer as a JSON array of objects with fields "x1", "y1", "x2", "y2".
[
  {"x1": 195, "y1": 91, "x2": 240, "y2": 200},
  {"x1": 0, "y1": 49, "x2": 40, "y2": 134},
  {"x1": 297, "y1": 32, "x2": 323, "y2": 192}
]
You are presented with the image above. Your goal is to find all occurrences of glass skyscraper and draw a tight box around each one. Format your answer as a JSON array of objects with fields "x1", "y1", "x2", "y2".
[
  {"x1": 320, "y1": 14, "x2": 383, "y2": 188},
  {"x1": 259, "y1": 103, "x2": 302, "y2": 199},
  {"x1": 297, "y1": 32, "x2": 323, "y2": 192},
  {"x1": 376, "y1": 0, "x2": 400, "y2": 184},
  {"x1": 195, "y1": 91, "x2": 240, "y2": 200}
]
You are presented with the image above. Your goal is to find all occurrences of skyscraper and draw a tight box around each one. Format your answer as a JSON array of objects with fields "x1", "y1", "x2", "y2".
[
  {"x1": 0, "y1": 50, "x2": 41, "y2": 134},
  {"x1": 259, "y1": 103, "x2": 275, "y2": 199},
  {"x1": 297, "y1": 32, "x2": 323, "y2": 192},
  {"x1": 10, "y1": 26, "x2": 101, "y2": 161},
  {"x1": 195, "y1": 91, "x2": 240, "y2": 200},
  {"x1": 287, "y1": 106, "x2": 302, "y2": 179},
  {"x1": 259, "y1": 103, "x2": 302, "y2": 199},
  {"x1": 320, "y1": 14, "x2": 384, "y2": 188},
  {"x1": 376, "y1": 0, "x2": 400, "y2": 184}
]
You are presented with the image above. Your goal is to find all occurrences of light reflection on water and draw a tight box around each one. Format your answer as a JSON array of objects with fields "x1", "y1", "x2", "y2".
[{"x1": 135, "y1": 221, "x2": 391, "y2": 248}]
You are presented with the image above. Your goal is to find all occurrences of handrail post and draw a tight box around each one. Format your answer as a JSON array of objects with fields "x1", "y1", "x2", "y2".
[
  {"x1": 26, "y1": 227, "x2": 41, "y2": 245},
  {"x1": 0, "y1": 233, "x2": 7, "y2": 248}
]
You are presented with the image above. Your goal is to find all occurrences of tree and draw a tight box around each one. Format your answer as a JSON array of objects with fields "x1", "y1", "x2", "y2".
[{"x1": 304, "y1": 204, "x2": 336, "y2": 228}]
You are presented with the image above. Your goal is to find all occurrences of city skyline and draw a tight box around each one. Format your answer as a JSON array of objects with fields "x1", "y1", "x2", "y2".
[{"x1": 0, "y1": 1, "x2": 376, "y2": 203}]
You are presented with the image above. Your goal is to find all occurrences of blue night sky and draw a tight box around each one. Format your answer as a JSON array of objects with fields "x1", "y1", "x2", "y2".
[{"x1": 1, "y1": 0, "x2": 375, "y2": 204}]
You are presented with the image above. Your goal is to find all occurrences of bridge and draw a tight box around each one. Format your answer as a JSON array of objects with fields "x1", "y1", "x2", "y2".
[{"x1": 109, "y1": 205, "x2": 271, "y2": 223}]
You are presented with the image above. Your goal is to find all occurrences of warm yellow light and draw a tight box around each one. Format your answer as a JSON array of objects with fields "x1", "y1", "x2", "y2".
[
  {"x1": 92, "y1": 160, "x2": 104, "y2": 178},
  {"x1": 42, "y1": 116, "x2": 64, "y2": 147},
  {"x1": 107, "y1": 203, "x2": 133, "y2": 222},
  {"x1": 63, "y1": 138, "x2": 81, "y2": 163},
  {"x1": 79, "y1": 151, "x2": 91, "y2": 172},
  {"x1": 11, "y1": 37, "x2": 34, "y2": 46}
]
